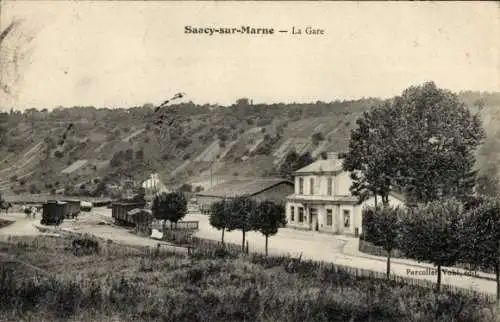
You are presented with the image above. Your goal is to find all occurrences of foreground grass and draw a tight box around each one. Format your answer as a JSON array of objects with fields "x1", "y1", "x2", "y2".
[
  {"x1": 0, "y1": 235, "x2": 497, "y2": 322},
  {"x1": 0, "y1": 219, "x2": 14, "y2": 229}
]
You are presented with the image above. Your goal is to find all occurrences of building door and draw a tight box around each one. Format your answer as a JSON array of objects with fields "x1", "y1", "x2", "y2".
[{"x1": 309, "y1": 208, "x2": 318, "y2": 231}]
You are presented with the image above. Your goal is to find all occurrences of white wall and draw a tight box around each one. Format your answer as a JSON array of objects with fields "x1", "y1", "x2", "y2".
[
  {"x1": 286, "y1": 200, "x2": 363, "y2": 236},
  {"x1": 295, "y1": 174, "x2": 336, "y2": 196},
  {"x1": 362, "y1": 194, "x2": 405, "y2": 209},
  {"x1": 336, "y1": 171, "x2": 352, "y2": 196}
]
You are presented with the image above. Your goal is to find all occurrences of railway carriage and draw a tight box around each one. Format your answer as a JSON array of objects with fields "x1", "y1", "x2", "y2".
[
  {"x1": 111, "y1": 202, "x2": 147, "y2": 226},
  {"x1": 62, "y1": 199, "x2": 81, "y2": 218},
  {"x1": 41, "y1": 200, "x2": 68, "y2": 226}
]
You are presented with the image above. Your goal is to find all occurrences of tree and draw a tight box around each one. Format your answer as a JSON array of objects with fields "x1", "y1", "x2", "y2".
[
  {"x1": 369, "y1": 205, "x2": 403, "y2": 278},
  {"x1": 208, "y1": 199, "x2": 230, "y2": 244},
  {"x1": 399, "y1": 199, "x2": 465, "y2": 292},
  {"x1": 278, "y1": 151, "x2": 313, "y2": 180},
  {"x1": 110, "y1": 151, "x2": 124, "y2": 167},
  {"x1": 179, "y1": 183, "x2": 192, "y2": 193},
  {"x1": 132, "y1": 187, "x2": 146, "y2": 203},
  {"x1": 344, "y1": 82, "x2": 485, "y2": 206},
  {"x1": 235, "y1": 98, "x2": 250, "y2": 106},
  {"x1": 476, "y1": 163, "x2": 500, "y2": 198},
  {"x1": 252, "y1": 200, "x2": 286, "y2": 256},
  {"x1": 361, "y1": 207, "x2": 377, "y2": 243},
  {"x1": 151, "y1": 192, "x2": 187, "y2": 230},
  {"x1": 311, "y1": 132, "x2": 325, "y2": 146},
  {"x1": 461, "y1": 197, "x2": 500, "y2": 302},
  {"x1": 226, "y1": 196, "x2": 257, "y2": 252},
  {"x1": 343, "y1": 102, "x2": 399, "y2": 206}
]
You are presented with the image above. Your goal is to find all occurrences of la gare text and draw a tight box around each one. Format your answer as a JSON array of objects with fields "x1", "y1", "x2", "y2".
[{"x1": 184, "y1": 26, "x2": 325, "y2": 36}]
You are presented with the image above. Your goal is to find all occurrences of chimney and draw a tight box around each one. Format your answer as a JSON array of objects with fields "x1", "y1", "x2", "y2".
[{"x1": 327, "y1": 152, "x2": 339, "y2": 160}]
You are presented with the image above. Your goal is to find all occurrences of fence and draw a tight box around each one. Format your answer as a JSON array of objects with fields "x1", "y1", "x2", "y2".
[
  {"x1": 359, "y1": 239, "x2": 498, "y2": 276},
  {"x1": 1, "y1": 229, "x2": 495, "y2": 303},
  {"x1": 359, "y1": 239, "x2": 404, "y2": 258},
  {"x1": 188, "y1": 235, "x2": 497, "y2": 304},
  {"x1": 190, "y1": 236, "x2": 247, "y2": 255},
  {"x1": 0, "y1": 228, "x2": 188, "y2": 258},
  {"x1": 173, "y1": 221, "x2": 199, "y2": 230},
  {"x1": 153, "y1": 220, "x2": 199, "y2": 231}
]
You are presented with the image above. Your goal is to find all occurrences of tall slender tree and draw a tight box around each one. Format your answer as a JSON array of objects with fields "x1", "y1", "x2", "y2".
[
  {"x1": 226, "y1": 196, "x2": 257, "y2": 252},
  {"x1": 461, "y1": 197, "x2": 500, "y2": 302},
  {"x1": 208, "y1": 199, "x2": 231, "y2": 244},
  {"x1": 399, "y1": 198, "x2": 465, "y2": 292},
  {"x1": 369, "y1": 205, "x2": 403, "y2": 278},
  {"x1": 252, "y1": 200, "x2": 286, "y2": 256}
]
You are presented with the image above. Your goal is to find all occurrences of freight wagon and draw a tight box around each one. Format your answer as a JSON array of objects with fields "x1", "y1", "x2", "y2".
[
  {"x1": 41, "y1": 200, "x2": 68, "y2": 226},
  {"x1": 111, "y1": 202, "x2": 147, "y2": 226},
  {"x1": 62, "y1": 199, "x2": 81, "y2": 218}
]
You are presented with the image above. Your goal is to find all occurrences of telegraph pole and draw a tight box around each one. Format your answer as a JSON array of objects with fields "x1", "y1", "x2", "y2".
[{"x1": 210, "y1": 161, "x2": 213, "y2": 188}]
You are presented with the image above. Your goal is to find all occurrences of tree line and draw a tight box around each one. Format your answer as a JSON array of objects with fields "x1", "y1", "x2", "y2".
[
  {"x1": 363, "y1": 196, "x2": 500, "y2": 301},
  {"x1": 205, "y1": 196, "x2": 286, "y2": 255},
  {"x1": 150, "y1": 192, "x2": 286, "y2": 256}
]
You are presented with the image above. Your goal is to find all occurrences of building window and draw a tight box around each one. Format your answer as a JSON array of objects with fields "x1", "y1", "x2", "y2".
[
  {"x1": 290, "y1": 206, "x2": 295, "y2": 222},
  {"x1": 326, "y1": 209, "x2": 333, "y2": 226},
  {"x1": 299, "y1": 178, "x2": 304, "y2": 194},
  {"x1": 343, "y1": 210, "x2": 351, "y2": 228},
  {"x1": 327, "y1": 177, "x2": 333, "y2": 196},
  {"x1": 298, "y1": 207, "x2": 304, "y2": 223},
  {"x1": 310, "y1": 178, "x2": 314, "y2": 195},
  {"x1": 309, "y1": 208, "x2": 317, "y2": 224}
]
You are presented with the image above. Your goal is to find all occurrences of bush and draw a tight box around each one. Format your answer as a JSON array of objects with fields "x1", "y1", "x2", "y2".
[
  {"x1": 179, "y1": 183, "x2": 192, "y2": 192},
  {"x1": 312, "y1": 132, "x2": 325, "y2": 146},
  {"x1": 0, "y1": 234, "x2": 494, "y2": 322},
  {"x1": 29, "y1": 184, "x2": 40, "y2": 194},
  {"x1": 162, "y1": 229, "x2": 192, "y2": 245},
  {"x1": 72, "y1": 237, "x2": 100, "y2": 256},
  {"x1": 54, "y1": 150, "x2": 64, "y2": 159},
  {"x1": 176, "y1": 138, "x2": 192, "y2": 149}
]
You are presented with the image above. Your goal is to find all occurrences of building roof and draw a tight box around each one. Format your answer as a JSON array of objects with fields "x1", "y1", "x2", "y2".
[
  {"x1": 196, "y1": 178, "x2": 293, "y2": 198},
  {"x1": 293, "y1": 159, "x2": 344, "y2": 175},
  {"x1": 286, "y1": 194, "x2": 359, "y2": 204},
  {"x1": 127, "y1": 208, "x2": 152, "y2": 216}
]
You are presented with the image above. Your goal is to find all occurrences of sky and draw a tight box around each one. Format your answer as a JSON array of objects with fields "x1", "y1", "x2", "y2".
[{"x1": 0, "y1": 1, "x2": 499, "y2": 110}]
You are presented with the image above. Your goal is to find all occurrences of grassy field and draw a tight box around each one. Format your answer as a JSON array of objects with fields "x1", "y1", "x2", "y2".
[{"x1": 0, "y1": 235, "x2": 498, "y2": 322}]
